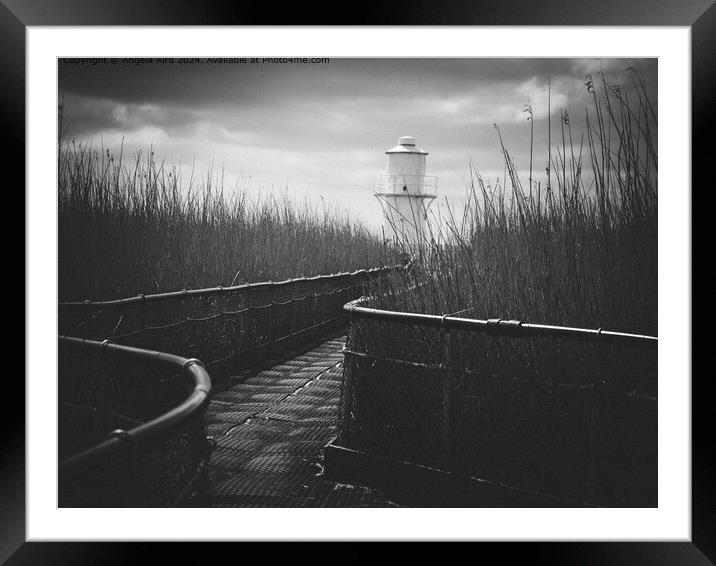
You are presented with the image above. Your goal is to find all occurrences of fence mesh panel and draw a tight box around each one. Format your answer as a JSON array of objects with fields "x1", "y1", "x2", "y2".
[
  {"x1": 340, "y1": 314, "x2": 657, "y2": 507},
  {"x1": 58, "y1": 268, "x2": 392, "y2": 507},
  {"x1": 58, "y1": 339, "x2": 210, "y2": 507},
  {"x1": 59, "y1": 269, "x2": 389, "y2": 386}
]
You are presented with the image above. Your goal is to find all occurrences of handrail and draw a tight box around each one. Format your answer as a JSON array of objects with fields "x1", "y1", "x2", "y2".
[
  {"x1": 344, "y1": 298, "x2": 657, "y2": 347},
  {"x1": 58, "y1": 335, "x2": 212, "y2": 475},
  {"x1": 58, "y1": 266, "x2": 392, "y2": 308}
]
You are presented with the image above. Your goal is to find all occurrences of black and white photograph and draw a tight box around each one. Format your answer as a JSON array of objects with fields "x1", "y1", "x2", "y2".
[
  {"x1": 4, "y1": 4, "x2": 705, "y2": 559},
  {"x1": 56, "y1": 56, "x2": 659, "y2": 509}
]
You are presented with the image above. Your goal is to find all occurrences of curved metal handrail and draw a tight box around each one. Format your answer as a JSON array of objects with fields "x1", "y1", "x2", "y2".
[
  {"x1": 58, "y1": 335, "x2": 212, "y2": 476},
  {"x1": 58, "y1": 266, "x2": 393, "y2": 308},
  {"x1": 344, "y1": 298, "x2": 657, "y2": 347}
]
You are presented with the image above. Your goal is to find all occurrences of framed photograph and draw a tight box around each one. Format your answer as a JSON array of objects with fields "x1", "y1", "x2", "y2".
[{"x1": 10, "y1": 0, "x2": 708, "y2": 563}]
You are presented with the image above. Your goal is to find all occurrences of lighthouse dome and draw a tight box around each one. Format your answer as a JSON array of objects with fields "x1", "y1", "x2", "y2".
[{"x1": 386, "y1": 136, "x2": 428, "y2": 155}]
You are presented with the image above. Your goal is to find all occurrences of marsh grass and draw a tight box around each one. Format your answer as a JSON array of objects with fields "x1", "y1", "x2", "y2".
[
  {"x1": 60, "y1": 68, "x2": 657, "y2": 336},
  {"x1": 352, "y1": 70, "x2": 658, "y2": 502},
  {"x1": 58, "y1": 141, "x2": 386, "y2": 301},
  {"x1": 374, "y1": 69, "x2": 657, "y2": 336}
]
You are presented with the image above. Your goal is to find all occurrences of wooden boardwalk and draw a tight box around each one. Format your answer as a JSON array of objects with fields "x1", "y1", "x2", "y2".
[{"x1": 205, "y1": 334, "x2": 398, "y2": 507}]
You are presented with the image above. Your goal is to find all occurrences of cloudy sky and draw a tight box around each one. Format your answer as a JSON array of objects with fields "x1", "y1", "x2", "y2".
[{"x1": 58, "y1": 57, "x2": 657, "y2": 232}]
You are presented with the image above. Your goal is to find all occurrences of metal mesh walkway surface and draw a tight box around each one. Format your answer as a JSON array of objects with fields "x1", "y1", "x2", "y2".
[{"x1": 206, "y1": 335, "x2": 398, "y2": 507}]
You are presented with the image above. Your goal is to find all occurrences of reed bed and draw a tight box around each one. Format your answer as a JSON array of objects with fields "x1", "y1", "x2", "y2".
[
  {"x1": 347, "y1": 70, "x2": 658, "y2": 503},
  {"x1": 375, "y1": 69, "x2": 657, "y2": 336},
  {"x1": 58, "y1": 142, "x2": 386, "y2": 301},
  {"x1": 59, "y1": 68, "x2": 656, "y2": 336}
]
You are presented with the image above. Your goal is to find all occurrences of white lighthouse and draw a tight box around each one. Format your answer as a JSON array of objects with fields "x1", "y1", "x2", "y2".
[{"x1": 374, "y1": 136, "x2": 437, "y2": 248}]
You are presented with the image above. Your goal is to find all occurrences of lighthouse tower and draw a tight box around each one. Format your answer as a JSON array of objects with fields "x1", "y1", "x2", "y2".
[{"x1": 374, "y1": 136, "x2": 437, "y2": 248}]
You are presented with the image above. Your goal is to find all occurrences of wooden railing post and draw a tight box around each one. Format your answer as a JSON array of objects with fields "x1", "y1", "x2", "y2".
[
  {"x1": 94, "y1": 339, "x2": 110, "y2": 439},
  {"x1": 585, "y1": 337, "x2": 604, "y2": 505},
  {"x1": 268, "y1": 282, "x2": 275, "y2": 343},
  {"x1": 442, "y1": 329, "x2": 453, "y2": 470}
]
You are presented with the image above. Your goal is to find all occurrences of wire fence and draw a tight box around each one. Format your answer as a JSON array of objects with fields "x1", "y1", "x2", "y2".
[
  {"x1": 339, "y1": 300, "x2": 658, "y2": 507},
  {"x1": 59, "y1": 267, "x2": 393, "y2": 386},
  {"x1": 58, "y1": 336, "x2": 211, "y2": 507},
  {"x1": 58, "y1": 267, "x2": 394, "y2": 506}
]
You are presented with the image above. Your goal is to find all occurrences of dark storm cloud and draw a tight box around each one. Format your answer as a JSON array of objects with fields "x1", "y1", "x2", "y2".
[
  {"x1": 59, "y1": 58, "x2": 655, "y2": 112},
  {"x1": 60, "y1": 57, "x2": 655, "y2": 145},
  {"x1": 59, "y1": 94, "x2": 203, "y2": 137}
]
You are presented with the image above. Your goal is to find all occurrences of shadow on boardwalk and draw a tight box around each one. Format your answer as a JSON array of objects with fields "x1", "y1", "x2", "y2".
[{"x1": 206, "y1": 334, "x2": 399, "y2": 507}]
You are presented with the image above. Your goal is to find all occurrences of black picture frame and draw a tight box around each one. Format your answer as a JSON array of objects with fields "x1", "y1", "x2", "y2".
[{"x1": 9, "y1": 1, "x2": 708, "y2": 563}]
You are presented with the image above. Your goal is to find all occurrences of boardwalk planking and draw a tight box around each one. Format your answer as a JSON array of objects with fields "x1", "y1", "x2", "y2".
[{"x1": 206, "y1": 335, "x2": 398, "y2": 507}]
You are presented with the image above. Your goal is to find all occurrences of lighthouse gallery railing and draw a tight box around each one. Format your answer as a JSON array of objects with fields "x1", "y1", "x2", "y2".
[{"x1": 374, "y1": 174, "x2": 437, "y2": 196}]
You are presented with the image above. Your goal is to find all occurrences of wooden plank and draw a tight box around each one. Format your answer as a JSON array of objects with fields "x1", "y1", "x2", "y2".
[{"x1": 323, "y1": 441, "x2": 593, "y2": 508}]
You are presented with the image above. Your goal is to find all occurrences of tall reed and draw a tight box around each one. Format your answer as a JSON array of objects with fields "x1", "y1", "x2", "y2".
[
  {"x1": 374, "y1": 69, "x2": 657, "y2": 336},
  {"x1": 58, "y1": 141, "x2": 386, "y2": 301}
]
